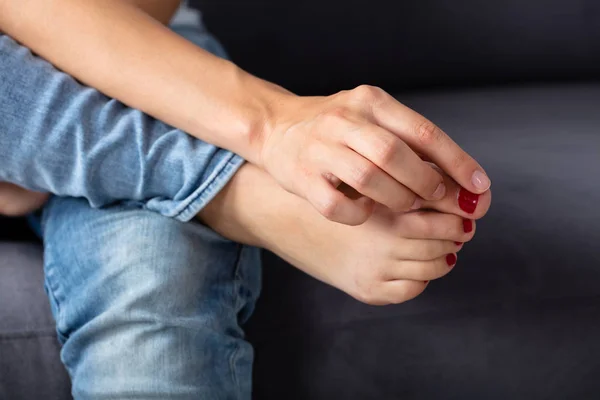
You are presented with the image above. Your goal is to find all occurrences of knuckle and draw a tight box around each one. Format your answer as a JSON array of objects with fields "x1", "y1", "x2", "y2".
[
  {"x1": 316, "y1": 191, "x2": 342, "y2": 220},
  {"x1": 372, "y1": 135, "x2": 397, "y2": 166},
  {"x1": 319, "y1": 107, "x2": 350, "y2": 126},
  {"x1": 351, "y1": 84, "x2": 384, "y2": 103},
  {"x1": 350, "y1": 163, "x2": 377, "y2": 190},
  {"x1": 415, "y1": 119, "x2": 443, "y2": 146}
]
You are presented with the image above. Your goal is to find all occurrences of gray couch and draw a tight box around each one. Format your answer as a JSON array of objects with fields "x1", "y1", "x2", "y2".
[{"x1": 2, "y1": 1, "x2": 600, "y2": 399}]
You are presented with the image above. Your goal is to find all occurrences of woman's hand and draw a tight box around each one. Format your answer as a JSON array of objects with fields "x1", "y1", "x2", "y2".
[
  {"x1": 200, "y1": 163, "x2": 491, "y2": 305},
  {"x1": 259, "y1": 85, "x2": 491, "y2": 226}
]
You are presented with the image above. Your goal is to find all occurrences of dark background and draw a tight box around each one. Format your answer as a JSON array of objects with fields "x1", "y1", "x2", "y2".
[
  {"x1": 192, "y1": 0, "x2": 600, "y2": 95},
  {"x1": 188, "y1": 2, "x2": 600, "y2": 398},
  {"x1": 3, "y1": 2, "x2": 600, "y2": 399}
]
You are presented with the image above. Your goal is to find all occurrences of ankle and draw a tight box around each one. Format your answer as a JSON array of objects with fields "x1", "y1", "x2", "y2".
[{"x1": 196, "y1": 164, "x2": 273, "y2": 248}]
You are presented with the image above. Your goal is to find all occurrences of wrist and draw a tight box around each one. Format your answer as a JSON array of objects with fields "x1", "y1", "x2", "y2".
[{"x1": 209, "y1": 64, "x2": 296, "y2": 167}]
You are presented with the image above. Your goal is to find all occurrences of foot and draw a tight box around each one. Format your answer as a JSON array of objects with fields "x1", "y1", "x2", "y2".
[
  {"x1": 199, "y1": 164, "x2": 491, "y2": 305},
  {"x1": 0, "y1": 183, "x2": 49, "y2": 216}
]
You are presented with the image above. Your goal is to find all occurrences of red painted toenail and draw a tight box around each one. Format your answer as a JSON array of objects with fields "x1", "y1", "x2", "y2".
[
  {"x1": 463, "y1": 219, "x2": 473, "y2": 233},
  {"x1": 446, "y1": 253, "x2": 457, "y2": 267},
  {"x1": 458, "y1": 188, "x2": 479, "y2": 214}
]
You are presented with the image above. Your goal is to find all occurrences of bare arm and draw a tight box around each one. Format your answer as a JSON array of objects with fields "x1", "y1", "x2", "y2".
[
  {"x1": 0, "y1": 0, "x2": 490, "y2": 226},
  {"x1": 122, "y1": 0, "x2": 181, "y2": 24},
  {"x1": 0, "y1": 0, "x2": 287, "y2": 164}
]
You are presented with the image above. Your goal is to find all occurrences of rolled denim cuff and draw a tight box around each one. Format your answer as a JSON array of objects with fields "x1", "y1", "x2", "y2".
[
  {"x1": 154, "y1": 152, "x2": 245, "y2": 222},
  {"x1": 0, "y1": 19, "x2": 239, "y2": 223}
]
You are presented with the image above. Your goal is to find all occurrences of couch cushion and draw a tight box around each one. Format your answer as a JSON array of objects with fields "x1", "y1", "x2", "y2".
[
  {"x1": 0, "y1": 242, "x2": 71, "y2": 400},
  {"x1": 247, "y1": 83, "x2": 600, "y2": 399},
  {"x1": 193, "y1": 0, "x2": 600, "y2": 94},
  {"x1": 2, "y1": 84, "x2": 599, "y2": 399},
  {"x1": 0, "y1": 216, "x2": 37, "y2": 242}
]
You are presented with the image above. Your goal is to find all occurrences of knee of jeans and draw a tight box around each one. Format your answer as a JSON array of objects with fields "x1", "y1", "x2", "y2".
[
  {"x1": 43, "y1": 198, "x2": 248, "y2": 333},
  {"x1": 43, "y1": 198, "x2": 259, "y2": 399},
  {"x1": 63, "y1": 317, "x2": 255, "y2": 400}
]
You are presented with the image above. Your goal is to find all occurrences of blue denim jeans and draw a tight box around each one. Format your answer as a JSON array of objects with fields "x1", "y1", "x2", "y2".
[
  {"x1": 1, "y1": 17, "x2": 262, "y2": 400},
  {"x1": 0, "y1": 22, "x2": 241, "y2": 221},
  {"x1": 43, "y1": 197, "x2": 261, "y2": 400}
]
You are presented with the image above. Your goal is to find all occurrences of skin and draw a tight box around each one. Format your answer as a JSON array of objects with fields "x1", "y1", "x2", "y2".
[
  {"x1": 198, "y1": 164, "x2": 491, "y2": 305},
  {"x1": 0, "y1": 0, "x2": 491, "y2": 226},
  {"x1": 0, "y1": 162, "x2": 491, "y2": 305},
  {"x1": 0, "y1": 1, "x2": 493, "y2": 304},
  {"x1": 0, "y1": 183, "x2": 48, "y2": 217}
]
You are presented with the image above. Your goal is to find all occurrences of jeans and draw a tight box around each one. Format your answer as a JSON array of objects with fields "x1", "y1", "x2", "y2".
[
  {"x1": 0, "y1": 22, "x2": 241, "y2": 221},
  {"x1": 43, "y1": 197, "x2": 261, "y2": 400},
  {"x1": 1, "y1": 18, "x2": 262, "y2": 400}
]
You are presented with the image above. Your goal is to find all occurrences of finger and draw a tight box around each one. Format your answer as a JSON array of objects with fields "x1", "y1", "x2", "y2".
[
  {"x1": 305, "y1": 176, "x2": 375, "y2": 225},
  {"x1": 343, "y1": 123, "x2": 447, "y2": 201},
  {"x1": 391, "y1": 238, "x2": 463, "y2": 261},
  {"x1": 321, "y1": 146, "x2": 420, "y2": 212},
  {"x1": 379, "y1": 279, "x2": 428, "y2": 305},
  {"x1": 370, "y1": 93, "x2": 492, "y2": 194},
  {"x1": 419, "y1": 164, "x2": 492, "y2": 219},
  {"x1": 385, "y1": 253, "x2": 458, "y2": 282},
  {"x1": 394, "y1": 211, "x2": 476, "y2": 242}
]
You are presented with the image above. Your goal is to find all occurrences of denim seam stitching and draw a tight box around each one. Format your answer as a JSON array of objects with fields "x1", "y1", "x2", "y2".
[
  {"x1": 42, "y1": 241, "x2": 69, "y2": 344},
  {"x1": 173, "y1": 153, "x2": 245, "y2": 221},
  {"x1": 228, "y1": 243, "x2": 245, "y2": 398}
]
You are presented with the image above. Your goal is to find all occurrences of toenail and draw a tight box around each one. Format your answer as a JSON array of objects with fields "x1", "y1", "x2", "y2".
[
  {"x1": 463, "y1": 219, "x2": 473, "y2": 233},
  {"x1": 458, "y1": 188, "x2": 479, "y2": 214},
  {"x1": 446, "y1": 253, "x2": 457, "y2": 267}
]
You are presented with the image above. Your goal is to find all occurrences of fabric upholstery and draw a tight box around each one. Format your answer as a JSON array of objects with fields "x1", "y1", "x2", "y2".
[
  {"x1": 193, "y1": 0, "x2": 600, "y2": 94},
  {"x1": 1, "y1": 83, "x2": 599, "y2": 399}
]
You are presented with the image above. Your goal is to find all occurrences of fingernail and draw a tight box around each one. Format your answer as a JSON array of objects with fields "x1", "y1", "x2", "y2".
[
  {"x1": 463, "y1": 219, "x2": 473, "y2": 233},
  {"x1": 458, "y1": 188, "x2": 479, "y2": 214},
  {"x1": 455, "y1": 242, "x2": 463, "y2": 246},
  {"x1": 471, "y1": 170, "x2": 491, "y2": 191},
  {"x1": 410, "y1": 197, "x2": 422, "y2": 210},
  {"x1": 432, "y1": 182, "x2": 446, "y2": 200},
  {"x1": 446, "y1": 253, "x2": 457, "y2": 267}
]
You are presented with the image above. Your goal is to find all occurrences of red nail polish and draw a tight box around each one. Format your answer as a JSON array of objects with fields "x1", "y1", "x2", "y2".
[
  {"x1": 463, "y1": 219, "x2": 473, "y2": 233},
  {"x1": 424, "y1": 281, "x2": 429, "y2": 284},
  {"x1": 455, "y1": 242, "x2": 463, "y2": 246},
  {"x1": 446, "y1": 253, "x2": 457, "y2": 267},
  {"x1": 458, "y1": 188, "x2": 479, "y2": 214}
]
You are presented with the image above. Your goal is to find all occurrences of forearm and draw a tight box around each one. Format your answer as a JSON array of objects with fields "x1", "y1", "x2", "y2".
[
  {"x1": 121, "y1": 0, "x2": 181, "y2": 24},
  {"x1": 0, "y1": 0, "x2": 290, "y2": 164},
  {"x1": 0, "y1": 34, "x2": 243, "y2": 221}
]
